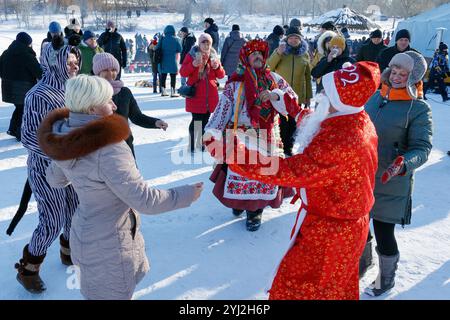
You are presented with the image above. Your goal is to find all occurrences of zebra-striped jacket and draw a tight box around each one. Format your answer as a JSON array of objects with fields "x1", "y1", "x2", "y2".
[{"x1": 21, "y1": 44, "x2": 81, "y2": 158}]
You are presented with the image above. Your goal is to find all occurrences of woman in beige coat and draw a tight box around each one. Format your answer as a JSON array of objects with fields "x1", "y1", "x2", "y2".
[{"x1": 38, "y1": 75, "x2": 203, "y2": 300}]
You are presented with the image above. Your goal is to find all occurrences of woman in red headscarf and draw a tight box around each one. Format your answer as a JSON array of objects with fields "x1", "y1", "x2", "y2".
[{"x1": 203, "y1": 39, "x2": 304, "y2": 232}]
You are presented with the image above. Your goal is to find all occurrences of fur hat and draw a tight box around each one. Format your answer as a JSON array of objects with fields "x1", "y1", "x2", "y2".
[
  {"x1": 317, "y1": 31, "x2": 337, "y2": 55},
  {"x1": 92, "y1": 52, "x2": 120, "y2": 75},
  {"x1": 382, "y1": 51, "x2": 427, "y2": 99},
  {"x1": 389, "y1": 53, "x2": 414, "y2": 72},
  {"x1": 68, "y1": 18, "x2": 81, "y2": 30},
  {"x1": 65, "y1": 75, "x2": 113, "y2": 114},
  {"x1": 329, "y1": 35, "x2": 346, "y2": 51}
]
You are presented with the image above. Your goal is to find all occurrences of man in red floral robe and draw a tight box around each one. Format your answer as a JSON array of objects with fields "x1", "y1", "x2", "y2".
[{"x1": 225, "y1": 61, "x2": 381, "y2": 299}]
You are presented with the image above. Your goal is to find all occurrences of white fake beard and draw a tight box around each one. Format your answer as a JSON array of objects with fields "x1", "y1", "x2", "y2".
[{"x1": 292, "y1": 93, "x2": 331, "y2": 155}]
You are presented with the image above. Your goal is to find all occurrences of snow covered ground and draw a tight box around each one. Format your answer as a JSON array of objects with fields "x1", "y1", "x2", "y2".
[
  {"x1": 0, "y1": 14, "x2": 448, "y2": 300},
  {"x1": 0, "y1": 69, "x2": 449, "y2": 300}
]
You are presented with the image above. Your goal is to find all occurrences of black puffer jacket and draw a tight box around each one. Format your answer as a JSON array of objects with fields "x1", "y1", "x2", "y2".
[
  {"x1": 205, "y1": 24, "x2": 220, "y2": 52},
  {"x1": 311, "y1": 50, "x2": 355, "y2": 93},
  {"x1": 98, "y1": 29, "x2": 128, "y2": 67},
  {"x1": 377, "y1": 45, "x2": 419, "y2": 72},
  {"x1": 267, "y1": 33, "x2": 281, "y2": 57},
  {"x1": 0, "y1": 40, "x2": 42, "y2": 104},
  {"x1": 113, "y1": 86, "x2": 161, "y2": 156}
]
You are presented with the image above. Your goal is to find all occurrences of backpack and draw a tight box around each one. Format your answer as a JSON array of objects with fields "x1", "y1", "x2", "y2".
[{"x1": 154, "y1": 37, "x2": 164, "y2": 64}]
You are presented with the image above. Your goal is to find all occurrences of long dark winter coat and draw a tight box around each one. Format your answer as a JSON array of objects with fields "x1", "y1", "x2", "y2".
[
  {"x1": 220, "y1": 30, "x2": 246, "y2": 76},
  {"x1": 0, "y1": 40, "x2": 42, "y2": 105},
  {"x1": 39, "y1": 108, "x2": 196, "y2": 300},
  {"x1": 365, "y1": 85, "x2": 433, "y2": 226},
  {"x1": 98, "y1": 29, "x2": 128, "y2": 68}
]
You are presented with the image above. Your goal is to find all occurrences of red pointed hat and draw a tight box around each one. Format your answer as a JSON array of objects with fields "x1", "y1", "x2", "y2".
[{"x1": 322, "y1": 61, "x2": 381, "y2": 114}]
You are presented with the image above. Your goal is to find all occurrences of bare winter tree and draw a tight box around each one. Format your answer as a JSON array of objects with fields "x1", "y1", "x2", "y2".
[{"x1": 183, "y1": 0, "x2": 196, "y2": 27}]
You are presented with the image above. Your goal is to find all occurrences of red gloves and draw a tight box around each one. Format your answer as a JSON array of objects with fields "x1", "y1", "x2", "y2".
[{"x1": 381, "y1": 156, "x2": 405, "y2": 184}]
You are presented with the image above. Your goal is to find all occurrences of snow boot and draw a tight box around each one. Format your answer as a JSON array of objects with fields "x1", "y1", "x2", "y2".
[
  {"x1": 59, "y1": 234, "x2": 73, "y2": 266},
  {"x1": 232, "y1": 209, "x2": 244, "y2": 217},
  {"x1": 364, "y1": 248, "x2": 399, "y2": 297},
  {"x1": 246, "y1": 209, "x2": 263, "y2": 232},
  {"x1": 171, "y1": 87, "x2": 180, "y2": 97},
  {"x1": 161, "y1": 88, "x2": 169, "y2": 97},
  {"x1": 15, "y1": 244, "x2": 46, "y2": 294},
  {"x1": 359, "y1": 240, "x2": 374, "y2": 279}
]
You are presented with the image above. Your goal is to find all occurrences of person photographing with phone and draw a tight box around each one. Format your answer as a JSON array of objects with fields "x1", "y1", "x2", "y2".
[{"x1": 311, "y1": 35, "x2": 355, "y2": 93}]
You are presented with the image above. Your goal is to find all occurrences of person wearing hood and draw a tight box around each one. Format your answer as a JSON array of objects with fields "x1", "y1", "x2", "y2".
[
  {"x1": 38, "y1": 75, "x2": 202, "y2": 300},
  {"x1": 180, "y1": 33, "x2": 225, "y2": 153},
  {"x1": 93, "y1": 53, "x2": 168, "y2": 158},
  {"x1": 312, "y1": 34, "x2": 355, "y2": 93},
  {"x1": 156, "y1": 25, "x2": 182, "y2": 97},
  {"x1": 16, "y1": 38, "x2": 81, "y2": 294},
  {"x1": 267, "y1": 25, "x2": 285, "y2": 56},
  {"x1": 377, "y1": 29, "x2": 419, "y2": 73},
  {"x1": 97, "y1": 21, "x2": 127, "y2": 80},
  {"x1": 0, "y1": 32, "x2": 42, "y2": 141},
  {"x1": 268, "y1": 26, "x2": 312, "y2": 156},
  {"x1": 311, "y1": 22, "x2": 337, "y2": 68},
  {"x1": 357, "y1": 29, "x2": 387, "y2": 63},
  {"x1": 220, "y1": 24, "x2": 247, "y2": 77},
  {"x1": 64, "y1": 18, "x2": 83, "y2": 47},
  {"x1": 41, "y1": 21, "x2": 63, "y2": 54},
  {"x1": 363, "y1": 52, "x2": 432, "y2": 297},
  {"x1": 78, "y1": 30, "x2": 104, "y2": 75},
  {"x1": 204, "y1": 17, "x2": 220, "y2": 52},
  {"x1": 424, "y1": 42, "x2": 450, "y2": 102},
  {"x1": 356, "y1": 30, "x2": 385, "y2": 63},
  {"x1": 179, "y1": 27, "x2": 197, "y2": 86}
]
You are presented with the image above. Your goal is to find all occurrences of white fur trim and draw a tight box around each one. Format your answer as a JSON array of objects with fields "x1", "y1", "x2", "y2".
[
  {"x1": 317, "y1": 31, "x2": 338, "y2": 56},
  {"x1": 270, "y1": 88, "x2": 287, "y2": 116},
  {"x1": 322, "y1": 72, "x2": 365, "y2": 115}
]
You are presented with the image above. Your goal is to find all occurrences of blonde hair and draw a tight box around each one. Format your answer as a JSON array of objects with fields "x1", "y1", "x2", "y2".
[{"x1": 65, "y1": 75, "x2": 113, "y2": 113}]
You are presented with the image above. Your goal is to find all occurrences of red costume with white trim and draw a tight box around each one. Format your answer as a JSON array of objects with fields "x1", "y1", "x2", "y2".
[{"x1": 228, "y1": 62, "x2": 381, "y2": 300}]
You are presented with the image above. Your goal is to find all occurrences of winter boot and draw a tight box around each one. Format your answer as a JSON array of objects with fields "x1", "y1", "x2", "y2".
[
  {"x1": 59, "y1": 234, "x2": 73, "y2": 266},
  {"x1": 15, "y1": 244, "x2": 47, "y2": 294},
  {"x1": 153, "y1": 86, "x2": 158, "y2": 94},
  {"x1": 359, "y1": 240, "x2": 374, "y2": 279},
  {"x1": 161, "y1": 88, "x2": 169, "y2": 97},
  {"x1": 171, "y1": 87, "x2": 180, "y2": 97},
  {"x1": 246, "y1": 209, "x2": 263, "y2": 232},
  {"x1": 364, "y1": 248, "x2": 400, "y2": 297},
  {"x1": 232, "y1": 209, "x2": 244, "y2": 217}
]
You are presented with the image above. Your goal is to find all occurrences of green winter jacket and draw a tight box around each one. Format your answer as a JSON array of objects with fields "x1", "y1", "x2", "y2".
[
  {"x1": 267, "y1": 41, "x2": 313, "y2": 104},
  {"x1": 78, "y1": 42, "x2": 104, "y2": 75},
  {"x1": 365, "y1": 87, "x2": 433, "y2": 226}
]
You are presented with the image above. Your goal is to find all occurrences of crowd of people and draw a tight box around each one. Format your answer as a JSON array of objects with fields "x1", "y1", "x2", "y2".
[{"x1": 0, "y1": 15, "x2": 445, "y2": 301}]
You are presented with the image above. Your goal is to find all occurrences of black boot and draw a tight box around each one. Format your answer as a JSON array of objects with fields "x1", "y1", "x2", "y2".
[
  {"x1": 15, "y1": 244, "x2": 46, "y2": 294},
  {"x1": 246, "y1": 209, "x2": 263, "y2": 232},
  {"x1": 365, "y1": 247, "x2": 399, "y2": 297},
  {"x1": 232, "y1": 209, "x2": 244, "y2": 217},
  {"x1": 59, "y1": 234, "x2": 73, "y2": 266},
  {"x1": 359, "y1": 240, "x2": 374, "y2": 279}
]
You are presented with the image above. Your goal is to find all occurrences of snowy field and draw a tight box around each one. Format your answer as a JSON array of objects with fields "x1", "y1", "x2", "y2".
[{"x1": 0, "y1": 14, "x2": 449, "y2": 300}]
